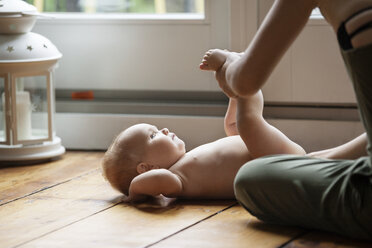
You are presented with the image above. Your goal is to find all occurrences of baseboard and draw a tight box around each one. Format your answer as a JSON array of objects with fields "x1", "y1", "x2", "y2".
[
  {"x1": 55, "y1": 113, "x2": 364, "y2": 153},
  {"x1": 55, "y1": 113, "x2": 226, "y2": 151}
]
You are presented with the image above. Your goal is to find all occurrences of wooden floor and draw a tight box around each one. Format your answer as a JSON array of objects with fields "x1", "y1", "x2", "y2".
[{"x1": 1, "y1": 151, "x2": 371, "y2": 248}]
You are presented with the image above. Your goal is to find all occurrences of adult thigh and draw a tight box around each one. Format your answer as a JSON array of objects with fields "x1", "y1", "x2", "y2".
[{"x1": 234, "y1": 155, "x2": 372, "y2": 240}]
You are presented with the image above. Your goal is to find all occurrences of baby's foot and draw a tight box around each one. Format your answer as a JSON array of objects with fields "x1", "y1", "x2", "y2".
[
  {"x1": 200, "y1": 49, "x2": 242, "y2": 97},
  {"x1": 199, "y1": 49, "x2": 241, "y2": 71}
]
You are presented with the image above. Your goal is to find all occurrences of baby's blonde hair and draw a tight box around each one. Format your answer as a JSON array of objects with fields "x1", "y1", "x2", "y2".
[{"x1": 102, "y1": 131, "x2": 142, "y2": 195}]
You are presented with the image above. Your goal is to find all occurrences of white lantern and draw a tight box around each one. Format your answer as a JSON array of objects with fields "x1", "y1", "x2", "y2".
[{"x1": 0, "y1": 0, "x2": 65, "y2": 162}]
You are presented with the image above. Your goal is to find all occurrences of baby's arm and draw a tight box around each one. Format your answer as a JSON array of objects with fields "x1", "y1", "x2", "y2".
[
  {"x1": 224, "y1": 98, "x2": 239, "y2": 136},
  {"x1": 127, "y1": 169, "x2": 183, "y2": 201}
]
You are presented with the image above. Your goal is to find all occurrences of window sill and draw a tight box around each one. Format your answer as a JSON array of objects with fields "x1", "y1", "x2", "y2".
[{"x1": 37, "y1": 13, "x2": 207, "y2": 25}]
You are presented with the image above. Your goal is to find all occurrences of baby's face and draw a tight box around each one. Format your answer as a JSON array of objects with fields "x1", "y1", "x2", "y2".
[{"x1": 129, "y1": 123, "x2": 186, "y2": 169}]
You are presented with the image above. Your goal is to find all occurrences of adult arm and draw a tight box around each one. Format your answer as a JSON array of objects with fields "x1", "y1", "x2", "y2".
[
  {"x1": 308, "y1": 133, "x2": 368, "y2": 160},
  {"x1": 127, "y1": 169, "x2": 183, "y2": 201},
  {"x1": 230, "y1": 0, "x2": 317, "y2": 97}
]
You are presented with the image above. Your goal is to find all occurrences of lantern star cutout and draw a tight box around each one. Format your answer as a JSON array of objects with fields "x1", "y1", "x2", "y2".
[
  {"x1": 30, "y1": 103, "x2": 37, "y2": 112},
  {"x1": 6, "y1": 46, "x2": 14, "y2": 53},
  {"x1": 27, "y1": 45, "x2": 33, "y2": 51}
]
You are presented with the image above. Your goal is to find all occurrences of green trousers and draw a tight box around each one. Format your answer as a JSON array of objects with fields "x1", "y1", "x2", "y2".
[{"x1": 234, "y1": 41, "x2": 372, "y2": 240}]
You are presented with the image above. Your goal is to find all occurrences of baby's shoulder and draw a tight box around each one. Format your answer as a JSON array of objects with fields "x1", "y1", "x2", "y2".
[{"x1": 168, "y1": 152, "x2": 202, "y2": 172}]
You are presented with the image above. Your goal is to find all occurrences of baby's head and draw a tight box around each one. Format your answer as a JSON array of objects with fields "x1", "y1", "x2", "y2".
[{"x1": 102, "y1": 123, "x2": 186, "y2": 195}]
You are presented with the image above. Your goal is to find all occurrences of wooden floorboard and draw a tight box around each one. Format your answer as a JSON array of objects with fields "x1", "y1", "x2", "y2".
[
  {"x1": 0, "y1": 151, "x2": 102, "y2": 205},
  {"x1": 0, "y1": 169, "x2": 122, "y2": 248},
  {"x1": 1, "y1": 151, "x2": 371, "y2": 248},
  {"x1": 17, "y1": 200, "x2": 236, "y2": 248},
  {"x1": 150, "y1": 205, "x2": 303, "y2": 248}
]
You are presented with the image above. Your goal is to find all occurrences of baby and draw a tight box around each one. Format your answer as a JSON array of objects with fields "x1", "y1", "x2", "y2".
[
  {"x1": 102, "y1": 123, "x2": 250, "y2": 201},
  {"x1": 102, "y1": 90, "x2": 305, "y2": 202}
]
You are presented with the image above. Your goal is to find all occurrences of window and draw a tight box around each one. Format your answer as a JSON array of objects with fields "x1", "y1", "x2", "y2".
[
  {"x1": 23, "y1": 0, "x2": 204, "y2": 15},
  {"x1": 29, "y1": 0, "x2": 229, "y2": 92},
  {"x1": 311, "y1": 8, "x2": 322, "y2": 19}
]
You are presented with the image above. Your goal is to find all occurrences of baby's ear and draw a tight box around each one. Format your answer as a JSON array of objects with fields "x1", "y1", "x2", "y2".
[{"x1": 136, "y1": 162, "x2": 149, "y2": 174}]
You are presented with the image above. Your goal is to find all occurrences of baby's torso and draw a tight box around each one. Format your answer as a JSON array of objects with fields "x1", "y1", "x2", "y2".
[{"x1": 170, "y1": 135, "x2": 251, "y2": 199}]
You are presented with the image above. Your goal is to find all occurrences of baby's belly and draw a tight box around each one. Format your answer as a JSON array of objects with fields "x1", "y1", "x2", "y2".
[{"x1": 180, "y1": 173, "x2": 237, "y2": 199}]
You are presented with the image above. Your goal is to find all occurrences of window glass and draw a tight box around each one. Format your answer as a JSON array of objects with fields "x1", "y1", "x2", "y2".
[
  {"x1": 312, "y1": 8, "x2": 322, "y2": 18},
  {"x1": 23, "y1": 0, "x2": 204, "y2": 14}
]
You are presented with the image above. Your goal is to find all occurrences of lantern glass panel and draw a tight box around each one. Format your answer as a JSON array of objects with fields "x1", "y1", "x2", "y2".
[
  {"x1": 0, "y1": 77, "x2": 5, "y2": 142},
  {"x1": 15, "y1": 75, "x2": 50, "y2": 142}
]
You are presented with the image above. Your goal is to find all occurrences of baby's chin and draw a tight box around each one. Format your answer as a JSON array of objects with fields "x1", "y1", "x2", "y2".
[
  {"x1": 173, "y1": 135, "x2": 185, "y2": 148},
  {"x1": 177, "y1": 140, "x2": 186, "y2": 153}
]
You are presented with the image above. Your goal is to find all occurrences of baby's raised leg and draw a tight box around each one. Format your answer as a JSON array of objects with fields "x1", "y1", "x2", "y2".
[
  {"x1": 237, "y1": 94, "x2": 305, "y2": 158},
  {"x1": 200, "y1": 49, "x2": 304, "y2": 157}
]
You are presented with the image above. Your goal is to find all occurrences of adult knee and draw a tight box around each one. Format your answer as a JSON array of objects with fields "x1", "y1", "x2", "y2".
[
  {"x1": 234, "y1": 160, "x2": 261, "y2": 194},
  {"x1": 234, "y1": 158, "x2": 271, "y2": 216},
  {"x1": 234, "y1": 154, "x2": 307, "y2": 195}
]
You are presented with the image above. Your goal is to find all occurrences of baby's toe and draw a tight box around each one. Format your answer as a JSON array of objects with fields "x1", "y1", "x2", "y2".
[{"x1": 199, "y1": 62, "x2": 210, "y2": 70}]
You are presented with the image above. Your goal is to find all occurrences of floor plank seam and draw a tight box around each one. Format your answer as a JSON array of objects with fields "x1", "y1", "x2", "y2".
[
  {"x1": 276, "y1": 230, "x2": 308, "y2": 248},
  {"x1": 11, "y1": 200, "x2": 122, "y2": 248},
  {"x1": 0, "y1": 169, "x2": 99, "y2": 207},
  {"x1": 143, "y1": 202, "x2": 239, "y2": 248}
]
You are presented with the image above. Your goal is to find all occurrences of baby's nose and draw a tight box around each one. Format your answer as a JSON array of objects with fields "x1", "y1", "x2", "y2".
[{"x1": 161, "y1": 128, "x2": 169, "y2": 135}]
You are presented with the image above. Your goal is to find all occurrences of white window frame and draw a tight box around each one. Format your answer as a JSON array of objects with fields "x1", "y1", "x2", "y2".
[{"x1": 39, "y1": 4, "x2": 210, "y2": 25}]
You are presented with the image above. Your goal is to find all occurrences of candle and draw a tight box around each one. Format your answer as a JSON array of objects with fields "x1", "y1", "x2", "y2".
[{"x1": 16, "y1": 91, "x2": 32, "y2": 140}]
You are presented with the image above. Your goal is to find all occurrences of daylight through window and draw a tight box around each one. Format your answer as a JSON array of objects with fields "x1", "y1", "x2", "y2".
[{"x1": 22, "y1": 0, "x2": 204, "y2": 14}]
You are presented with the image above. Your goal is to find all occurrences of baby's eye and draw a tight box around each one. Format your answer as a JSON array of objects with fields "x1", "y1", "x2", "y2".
[{"x1": 150, "y1": 132, "x2": 157, "y2": 139}]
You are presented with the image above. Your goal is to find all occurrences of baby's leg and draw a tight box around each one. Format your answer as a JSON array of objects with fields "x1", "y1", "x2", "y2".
[
  {"x1": 236, "y1": 94, "x2": 305, "y2": 158},
  {"x1": 201, "y1": 49, "x2": 304, "y2": 157}
]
